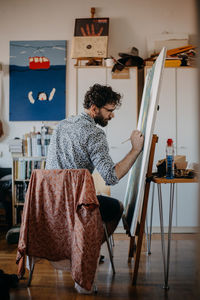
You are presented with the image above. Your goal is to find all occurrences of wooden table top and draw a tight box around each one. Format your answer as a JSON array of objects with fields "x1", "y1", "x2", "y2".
[{"x1": 152, "y1": 176, "x2": 199, "y2": 184}]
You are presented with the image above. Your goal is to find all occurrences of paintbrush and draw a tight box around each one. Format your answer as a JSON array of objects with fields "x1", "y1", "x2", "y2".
[
  {"x1": 121, "y1": 138, "x2": 130, "y2": 144},
  {"x1": 121, "y1": 133, "x2": 143, "y2": 144}
]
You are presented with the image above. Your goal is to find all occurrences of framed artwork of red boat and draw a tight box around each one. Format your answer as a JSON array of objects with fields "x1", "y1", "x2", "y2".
[{"x1": 9, "y1": 40, "x2": 66, "y2": 121}]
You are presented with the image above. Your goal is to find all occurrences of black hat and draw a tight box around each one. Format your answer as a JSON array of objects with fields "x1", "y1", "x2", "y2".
[
  {"x1": 118, "y1": 47, "x2": 139, "y2": 58},
  {"x1": 112, "y1": 47, "x2": 144, "y2": 72}
]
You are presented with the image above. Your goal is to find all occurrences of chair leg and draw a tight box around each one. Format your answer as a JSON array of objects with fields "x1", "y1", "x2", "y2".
[
  {"x1": 110, "y1": 234, "x2": 115, "y2": 248},
  {"x1": 107, "y1": 235, "x2": 113, "y2": 257},
  {"x1": 27, "y1": 256, "x2": 35, "y2": 287},
  {"x1": 27, "y1": 264, "x2": 35, "y2": 287},
  {"x1": 103, "y1": 223, "x2": 115, "y2": 274}
]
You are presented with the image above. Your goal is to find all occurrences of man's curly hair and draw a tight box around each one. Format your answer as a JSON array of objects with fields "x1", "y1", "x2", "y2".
[{"x1": 83, "y1": 84, "x2": 122, "y2": 109}]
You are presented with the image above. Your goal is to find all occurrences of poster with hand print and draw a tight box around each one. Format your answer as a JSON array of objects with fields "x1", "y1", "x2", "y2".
[
  {"x1": 9, "y1": 40, "x2": 66, "y2": 121},
  {"x1": 71, "y1": 18, "x2": 109, "y2": 58}
]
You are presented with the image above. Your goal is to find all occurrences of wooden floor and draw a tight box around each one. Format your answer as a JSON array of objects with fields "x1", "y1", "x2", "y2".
[{"x1": 0, "y1": 232, "x2": 200, "y2": 300}]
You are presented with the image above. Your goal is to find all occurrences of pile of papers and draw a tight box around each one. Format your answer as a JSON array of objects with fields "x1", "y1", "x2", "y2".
[{"x1": 8, "y1": 138, "x2": 23, "y2": 154}]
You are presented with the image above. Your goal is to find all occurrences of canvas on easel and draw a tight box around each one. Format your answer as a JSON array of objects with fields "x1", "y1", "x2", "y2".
[
  {"x1": 123, "y1": 47, "x2": 167, "y2": 236},
  {"x1": 71, "y1": 18, "x2": 109, "y2": 58}
]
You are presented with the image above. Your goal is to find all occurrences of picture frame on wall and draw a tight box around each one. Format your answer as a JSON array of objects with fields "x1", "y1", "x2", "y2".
[
  {"x1": 9, "y1": 40, "x2": 66, "y2": 121},
  {"x1": 71, "y1": 18, "x2": 109, "y2": 58}
]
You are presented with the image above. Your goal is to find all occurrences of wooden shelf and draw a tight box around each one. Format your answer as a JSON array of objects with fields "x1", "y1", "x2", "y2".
[
  {"x1": 12, "y1": 156, "x2": 46, "y2": 160},
  {"x1": 12, "y1": 156, "x2": 46, "y2": 226},
  {"x1": 14, "y1": 179, "x2": 30, "y2": 182},
  {"x1": 14, "y1": 203, "x2": 24, "y2": 206}
]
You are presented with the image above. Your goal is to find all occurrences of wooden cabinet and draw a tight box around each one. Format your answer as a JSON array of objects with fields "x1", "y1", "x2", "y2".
[
  {"x1": 146, "y1": 67, "x2": 198, "y2": 231},
  {"x1": 148, "y1": 68, "x2": 177, "y2": 228},
  {"x1": 76, "y1": 66, "x2": 138, "y2": 205},
  {"x1": 176, "y1": 68, "x2": 198, "y2": 228},
  {"x1": 12, "y1": 156, "x2": 46, "y2": 225}
]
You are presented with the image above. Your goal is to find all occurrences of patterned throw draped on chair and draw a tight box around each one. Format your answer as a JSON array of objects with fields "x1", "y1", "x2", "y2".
[{"x1": 16, "y1": 169, "x2": 104, "y2": 291}]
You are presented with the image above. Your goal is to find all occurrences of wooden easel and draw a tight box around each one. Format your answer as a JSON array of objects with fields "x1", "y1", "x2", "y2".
[
  {"x1": 128, "y1": 134, "x2": 158, "y2": 285},
  {"x1": 74, "y1": 7, "x2": 103, "y2": 67},
  {"x1": 74, "y1": 57, "x2": 103, "y2": 67}
]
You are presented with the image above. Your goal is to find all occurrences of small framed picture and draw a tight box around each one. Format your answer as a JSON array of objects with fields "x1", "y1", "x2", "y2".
[{"x1": 71, "y1": 18, "x2": 109, "y2": 59}]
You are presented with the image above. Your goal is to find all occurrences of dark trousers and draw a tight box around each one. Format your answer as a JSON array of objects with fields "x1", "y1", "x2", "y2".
[{"x1": 97, "y1": 195, "x2": 121, "y2": 222}]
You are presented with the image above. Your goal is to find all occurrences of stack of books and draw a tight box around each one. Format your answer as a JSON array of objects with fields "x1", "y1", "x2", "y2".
[
  {"x1": 13, "y1": 158, "x2": 46, "y2": 181},
  {"x1": 23, "y1": 132, "x2": 51, "y2": 157},
  {"x1": 8, "y1": 138, "x2": 23, "y2": 155},
  {"x1": 9, "y1": 126, "x2": 52, "y2": 157}
]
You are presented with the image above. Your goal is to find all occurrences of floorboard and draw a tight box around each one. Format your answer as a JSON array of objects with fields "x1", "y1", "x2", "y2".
[{"x1": 0, "y1": 232, "x2": 199, "y2": 300}]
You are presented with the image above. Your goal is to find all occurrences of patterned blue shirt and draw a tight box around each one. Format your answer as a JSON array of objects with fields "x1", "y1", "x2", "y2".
[{"x1": 46, "y1": 112, "x2": 119, "y2": 185}]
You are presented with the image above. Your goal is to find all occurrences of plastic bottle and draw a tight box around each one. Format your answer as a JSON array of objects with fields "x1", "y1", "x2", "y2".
[{"x1": 166, "y1": 138, "x2": 174, "y2": 179}]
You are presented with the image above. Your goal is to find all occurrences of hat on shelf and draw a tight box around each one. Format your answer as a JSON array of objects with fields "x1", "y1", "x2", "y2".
[
  {"x1": 112, "y1": 47, "x2": 144, "y2": 72},
  {"x1": 118, "y1": 46, "x2": 139, "y2": 58}
]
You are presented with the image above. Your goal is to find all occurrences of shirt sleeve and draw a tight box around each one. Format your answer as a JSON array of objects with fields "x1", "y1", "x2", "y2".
[{"x1": 87, "y1": 129, "x2": 119, "y2": 186}]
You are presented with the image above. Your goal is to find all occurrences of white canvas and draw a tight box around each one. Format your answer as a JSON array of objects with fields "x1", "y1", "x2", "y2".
[{"x1": 124, "y1": 47, "x2": 167, "y2": 236}]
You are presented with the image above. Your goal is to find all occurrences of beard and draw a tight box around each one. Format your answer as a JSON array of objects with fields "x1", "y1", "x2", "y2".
[{"x1": 94, "y1": 115, "x2": 108, "y2": 127}]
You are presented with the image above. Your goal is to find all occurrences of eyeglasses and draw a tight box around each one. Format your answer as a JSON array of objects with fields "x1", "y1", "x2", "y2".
[{"x1": 102, "y1": 106, "x2": 115, "y2": 113}]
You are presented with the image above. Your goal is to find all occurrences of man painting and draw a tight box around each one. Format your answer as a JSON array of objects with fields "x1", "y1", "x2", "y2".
[{"x1": 46, "y1": 83, "x2": 144, "y2": 233}]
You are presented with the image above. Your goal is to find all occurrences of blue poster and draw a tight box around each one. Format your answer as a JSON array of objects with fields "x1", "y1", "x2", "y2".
[{"x1": 9, "y1": 40, "x2": 66, "y2": 121}]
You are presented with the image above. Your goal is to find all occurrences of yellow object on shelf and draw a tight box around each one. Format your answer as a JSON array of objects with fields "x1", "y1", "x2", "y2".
[
  {"x1": 145, "y1": 59, "x2": 182, "y2": 67},
  {"x1": 165, "y1": 59, "x2": 181, "y2": 67}
]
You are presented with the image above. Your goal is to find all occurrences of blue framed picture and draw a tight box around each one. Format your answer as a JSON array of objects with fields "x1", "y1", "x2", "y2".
[{"x1": 9, "y1": 40, "x2": 66, "y2": 121}]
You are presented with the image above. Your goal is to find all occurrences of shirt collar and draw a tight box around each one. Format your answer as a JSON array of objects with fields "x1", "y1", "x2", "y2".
[{"x1": 81, "y1": 112, "x2": 96, "y2": 125}]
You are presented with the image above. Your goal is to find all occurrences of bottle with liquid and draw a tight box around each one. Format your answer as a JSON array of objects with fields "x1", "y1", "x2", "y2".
[{"x1": 166, "y1": 138, "x2": 174, "y2": 179}]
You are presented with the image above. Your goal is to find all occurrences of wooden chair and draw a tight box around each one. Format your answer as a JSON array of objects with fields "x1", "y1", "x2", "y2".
[
  {"x1": 16, "y1": 169, "x2": 115, "y2": 290},
  {"x1": 92, "y1": 172, "x2": 115, "y2": 261}
]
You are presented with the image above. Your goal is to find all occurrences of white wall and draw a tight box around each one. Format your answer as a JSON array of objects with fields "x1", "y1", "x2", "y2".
[{"x1": 0, "y1": 0, "x2": 197, "y2": 167}]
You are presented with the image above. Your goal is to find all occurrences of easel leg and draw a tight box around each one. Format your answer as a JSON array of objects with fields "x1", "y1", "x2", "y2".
[
  {"x1": 128, "y1": 236, "x2": 135, "y2": 262},
  {"x1": 128, "y1": 134, "x2": 158, "y2": 285},
  {"x1": 132, "y1": 181, "x2": 151, "y2": 285},
  {"x1": 132, "y1": 235, "x2": 142, "y2": 285}
]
